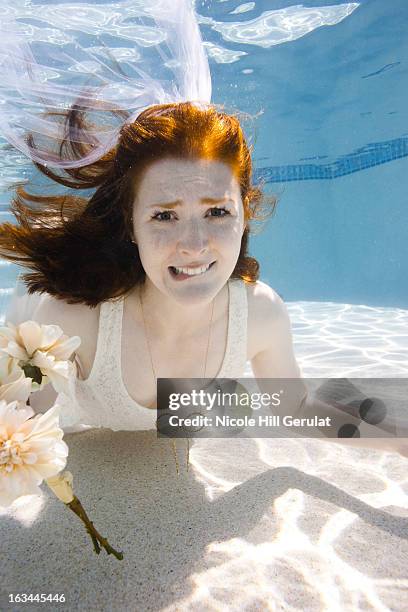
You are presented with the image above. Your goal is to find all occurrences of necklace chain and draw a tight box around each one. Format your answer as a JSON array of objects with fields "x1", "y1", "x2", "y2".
[
  {"x1": 139, "y1": 289, "x2": 215, "y2": 383},
  {"x1": 139, "y1": 287, "x2": 215, "y2": 475}
]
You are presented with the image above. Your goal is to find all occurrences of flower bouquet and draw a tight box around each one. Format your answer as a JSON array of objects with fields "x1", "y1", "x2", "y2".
[{"x1": 0, "y1": 319, "x2": 123, "y2": 560}]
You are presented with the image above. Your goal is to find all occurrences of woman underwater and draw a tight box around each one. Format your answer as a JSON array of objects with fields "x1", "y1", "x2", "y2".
[{"x1": 0, "y1": 101, "x2": 405, "y2": 456}]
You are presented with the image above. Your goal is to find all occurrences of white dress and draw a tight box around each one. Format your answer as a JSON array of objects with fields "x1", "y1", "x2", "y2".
[{"x1": 55, "y1": 278, "x2": 249, "y2": 432}]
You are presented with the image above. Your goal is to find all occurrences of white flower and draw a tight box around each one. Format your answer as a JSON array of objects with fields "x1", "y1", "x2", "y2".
[
  {"x1": 0, "y1": 320, "x2": 81, "y2": 396},
  {"x1": 0, "y1": 400, "x2": 68, "y2": 507},
  {"x1": 0, "y1": 359, "x2": 32, "y2": 405},
  {"x1": 46, "y1": 470, "x2": 74, "y2": 504}
]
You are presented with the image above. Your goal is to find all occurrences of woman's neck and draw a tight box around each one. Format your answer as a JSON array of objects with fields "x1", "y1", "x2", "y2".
[{"x1": 129, "y1": 279, "x2": 228, "y2": 342}]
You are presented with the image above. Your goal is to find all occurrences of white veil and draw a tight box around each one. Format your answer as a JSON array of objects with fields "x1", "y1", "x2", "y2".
[{"x1": 0, "y1": 0, "x2": 211, "y2": 169}]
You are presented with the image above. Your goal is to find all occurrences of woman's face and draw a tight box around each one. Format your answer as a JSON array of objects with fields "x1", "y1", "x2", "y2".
[{"x1": 132, "y1": 157, "x2": 245, "y2": 304}]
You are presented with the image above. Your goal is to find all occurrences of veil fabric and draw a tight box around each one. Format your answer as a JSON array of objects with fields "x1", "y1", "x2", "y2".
[{"x1": 0, "y1": 0, "x2": 211, "y2": 169}]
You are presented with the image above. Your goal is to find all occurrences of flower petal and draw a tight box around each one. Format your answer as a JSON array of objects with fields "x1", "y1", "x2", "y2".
[
  {"x1": 0, "y1": 323, "x2": 18, "y2": 343},
  {"x1": 22, "y1": 452, "x2": 38, "y2": 465},
  {"x1": 0, "y1": 374, "x2": 32, "y2": 404},
  {"x1": 23, "y1": 404, "x2": 62, "y2": 438},
  {"x1": 0, "y1": 476, "x2": 42, "y2": 507},
  {"x1": 0, "y1": 400, "x2": 34, "y2": 435},
  {"x1": 32, "y1": 350, "x2": 55, "y2": 370},
  {"x1": 4, "y1": 341, "x2": 28, "y2": 361},
  {"x1": 48, "y1": 336, "x2": 81, "y2": 361},
  {"x1": 40, "y1": 362, "x2": 73, "y2": 396},
  {"x1": 0, "y1": 355, "x2": 19, "y2": 382},
  {"x1": 17, "y1": 321, "x2": 44, "y2": 357},
  {"x1": 38, "y1": 324, "x2": 64, "y2": 350}
]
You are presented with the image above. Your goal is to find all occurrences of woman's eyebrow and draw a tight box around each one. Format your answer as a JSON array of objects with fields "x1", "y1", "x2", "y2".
[{"x1": 148, "y1": 196, "x2": 233, "y2": 209}]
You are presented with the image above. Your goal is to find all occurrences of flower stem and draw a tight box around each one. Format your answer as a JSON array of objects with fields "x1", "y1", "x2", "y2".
[{"x1": 67, "y1": 496, "x2": 123, "y2": 560}]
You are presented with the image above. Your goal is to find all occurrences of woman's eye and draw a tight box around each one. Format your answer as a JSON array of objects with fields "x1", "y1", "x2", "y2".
[
  {"x1": 207, "y1": 206, "x2": 230, "y2": 218},
  {"x1": 151, "y1": 210, "x2": 174, "y2": 222}
]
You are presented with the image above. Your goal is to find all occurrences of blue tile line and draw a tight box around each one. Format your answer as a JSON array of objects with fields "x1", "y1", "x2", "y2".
[{"x1": 254, "y1": 137, "x2": 408, "y2": 183}]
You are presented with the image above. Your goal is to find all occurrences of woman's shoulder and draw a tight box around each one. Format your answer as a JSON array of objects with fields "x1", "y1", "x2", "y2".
[
  {"x1": 245, "y1": 279, "x2": 287, "y2": 314},
  {"x1": 245, "y1": 280, "x2": 289, "y2": 359},
  {"x1": 32, "y1": 293, "x2": 100, "y2": 330},
  {"x1": 31, "y1": 294, "x2": 101, "y2": 377}
]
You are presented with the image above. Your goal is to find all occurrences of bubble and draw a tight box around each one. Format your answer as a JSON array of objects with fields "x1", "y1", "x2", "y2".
[{"x1": 338, "y1": 424, "x2": 360, "y2": 438}]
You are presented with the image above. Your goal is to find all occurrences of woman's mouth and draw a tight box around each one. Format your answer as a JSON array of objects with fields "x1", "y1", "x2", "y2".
[{"x1": 168, "y1": 261, "x2": 216, "y2": 281}]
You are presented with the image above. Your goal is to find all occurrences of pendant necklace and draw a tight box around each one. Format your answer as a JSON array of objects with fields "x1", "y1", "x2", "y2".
[{"x1": 139, "y1": 289, "x2": 215, "y2": 474}]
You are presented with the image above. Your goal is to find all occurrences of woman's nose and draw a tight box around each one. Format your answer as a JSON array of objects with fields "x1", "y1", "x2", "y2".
[{"x1": 177, "y1": 220, "x2": 210, "y2": 256}]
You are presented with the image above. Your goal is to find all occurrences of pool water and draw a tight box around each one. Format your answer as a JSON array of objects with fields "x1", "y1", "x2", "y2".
[{"x1": 1, "y1": 4, "x2": 407, "y2": 611}]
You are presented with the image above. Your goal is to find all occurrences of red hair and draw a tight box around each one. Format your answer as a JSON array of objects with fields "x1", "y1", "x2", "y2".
[{"x1": 0, "y1": 102, "x2": 276, "y2": 306}]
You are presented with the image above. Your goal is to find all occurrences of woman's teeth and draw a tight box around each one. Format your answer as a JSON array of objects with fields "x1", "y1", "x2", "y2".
[{"x1": 170, "y1": 262, "x2": 214, "y2": 276}]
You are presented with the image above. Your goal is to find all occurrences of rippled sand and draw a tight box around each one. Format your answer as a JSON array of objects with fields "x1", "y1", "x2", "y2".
[
  {"x1": 287, "y1": 301, "x2": 408, "y2": 378},
  {"x1": 244, "y1": 300, "x2": 408, "y2": 379},
  {"x1": 1, "y1": 300, "x2": 407, "y2": 611}
]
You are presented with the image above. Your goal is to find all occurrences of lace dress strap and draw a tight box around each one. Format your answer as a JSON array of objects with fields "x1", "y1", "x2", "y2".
[
  {"x1": 217, "y1": 279, "x2": 248, "y2": 378},
  {"x1": 86, "y1": 298, "x2": 123, "y2": 384},
  {"x1": 56, "y1": 298, "x2": 123, "y2": 432}
]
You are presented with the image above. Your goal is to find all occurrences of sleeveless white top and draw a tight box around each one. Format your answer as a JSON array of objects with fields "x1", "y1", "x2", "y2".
[{"x1": 56, "y1": 278, "x2": 248, "y2": 432}]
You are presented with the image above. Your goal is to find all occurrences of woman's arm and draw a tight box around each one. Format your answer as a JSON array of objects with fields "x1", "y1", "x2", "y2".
[{"x1": 249, "y1": 283, "x2": 406, "y2": 456}]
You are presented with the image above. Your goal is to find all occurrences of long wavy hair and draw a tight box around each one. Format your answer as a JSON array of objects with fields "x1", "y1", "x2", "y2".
[{"x1": 0, "y1": 101, "x2": 276, "y2": 307}]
